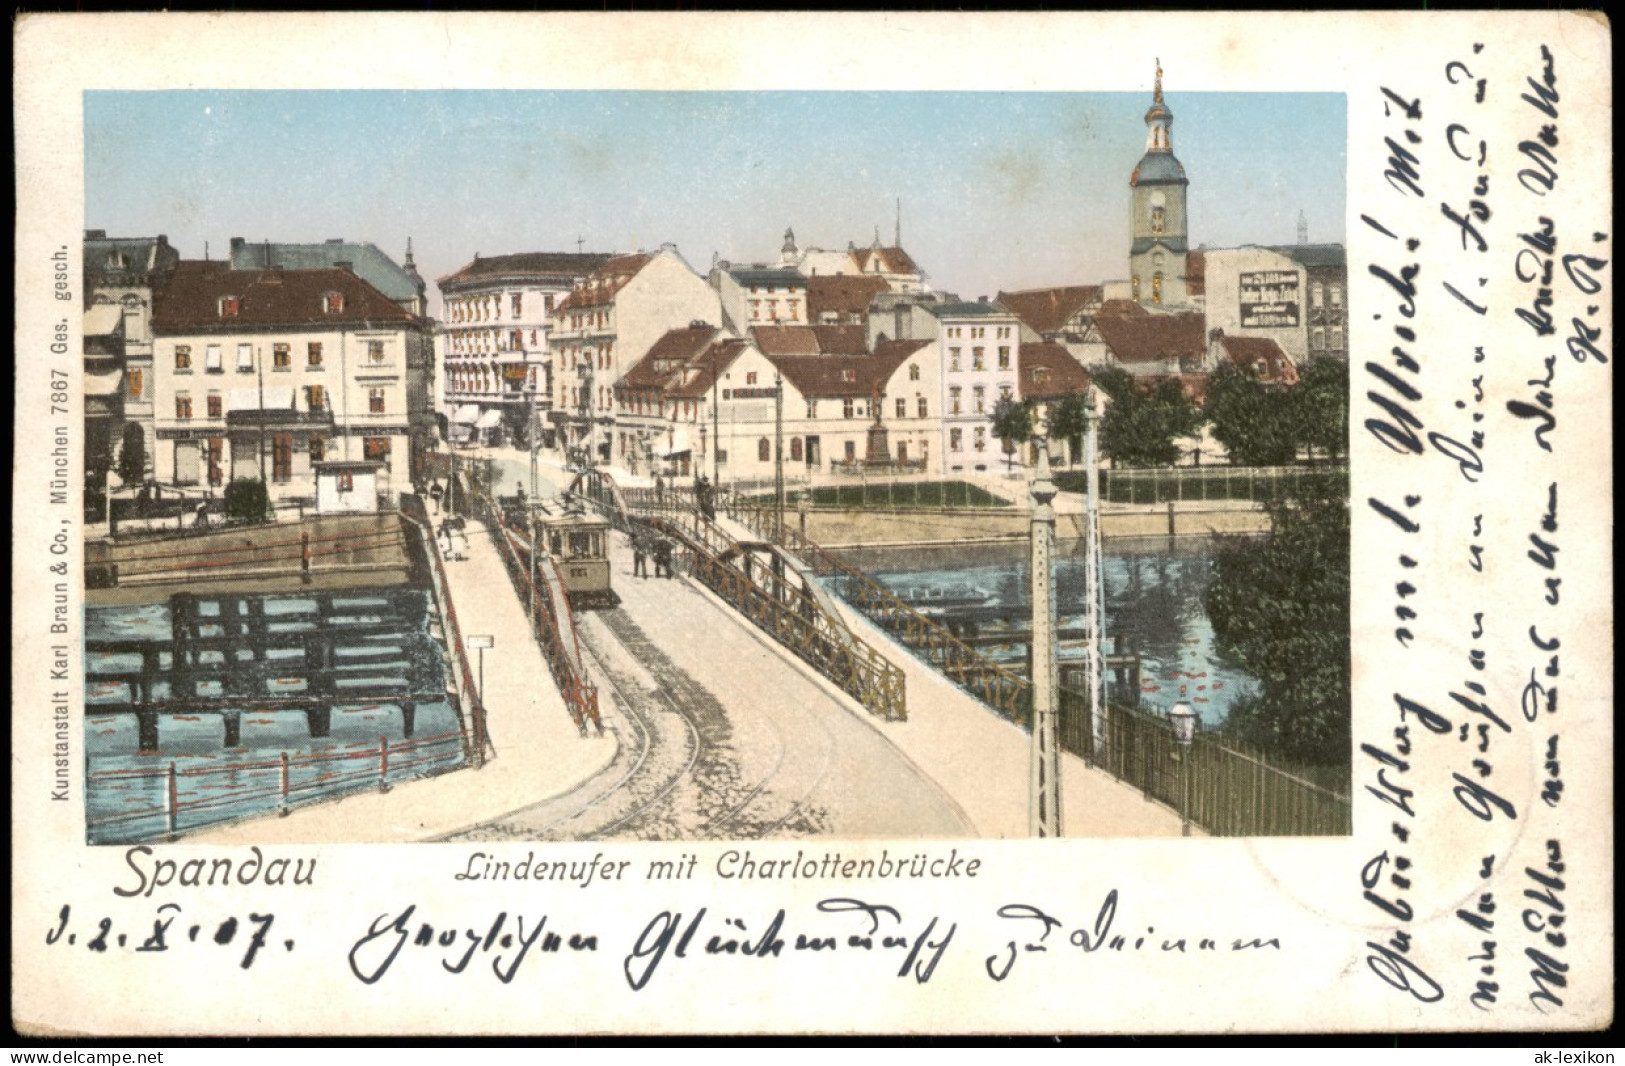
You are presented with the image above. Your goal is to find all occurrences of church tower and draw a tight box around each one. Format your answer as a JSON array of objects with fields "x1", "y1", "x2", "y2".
[{"x1": 1129, "y1": 60, "x2": 1190, "y2": 309}]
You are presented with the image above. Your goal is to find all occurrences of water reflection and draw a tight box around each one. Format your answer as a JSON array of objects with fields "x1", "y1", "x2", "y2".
[{"x1": 840, "y1": 536, "x2": 1261, "y2": 726}]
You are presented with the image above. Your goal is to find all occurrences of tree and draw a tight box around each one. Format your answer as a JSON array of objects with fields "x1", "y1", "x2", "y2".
[
  {"x1": 1205, "y1": 472, "x2": 1349, "y2": 766},
  {"x1": 989, "y1": 396, "x2": 1035, "y2": 470},
  {"x1": 1293, "y1": 357, "x2": 1350, "y2": 463},
  {"x1": 1205, "y1": 363, "x2": 1298, "y2": 466},
  {"x1": 1093, "y1": 367, "x2": 1201, "y2": 467},
  {"x1": 224, "y1": 478, "x2": 272, "y2": 524},
  {"x1": 1047, "y1": 389, "x2": 1093, "y2": 466},
  {"x1": 116, "y1": 424, "x2": 146, "y2": 488}
]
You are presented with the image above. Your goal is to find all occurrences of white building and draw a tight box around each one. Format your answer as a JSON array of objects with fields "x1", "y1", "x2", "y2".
[
  {"x1": 149, "y1": 261, "x2": 432, "y2": 504},
  {"x1": 550, "y1": 246, "x2": 722, "y2": 463},
  {"x1": 931, "y1": 302, "x2": 1021, "y2": 473},
  {"x1": 436, "y1": 251, "x2": 611, "y2": 448}
]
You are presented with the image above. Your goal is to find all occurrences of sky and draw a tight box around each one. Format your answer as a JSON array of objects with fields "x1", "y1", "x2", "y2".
[{"x1": 85, "y1": 90, "x2": 1345, "y2": 314}]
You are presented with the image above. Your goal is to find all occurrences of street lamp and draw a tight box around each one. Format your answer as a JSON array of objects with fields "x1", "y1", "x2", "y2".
[
  {"x1": 1169, "y1": 701, "x2": 1197, "y2": 837},
  {"x1": 1028, "y1": 426, "x2": 1060, "y2": 838}
]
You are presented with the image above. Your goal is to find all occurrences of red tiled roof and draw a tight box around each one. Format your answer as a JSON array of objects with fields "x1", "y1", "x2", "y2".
[
  {"x1": 1095, "y1": 298, "x2": 1149, "y2": 319},
  {"x1": 668, "y1": 339, "x2": 752, "y2": 400},
  {"x1": 619, "y1": 326, "x2": 718, "y2": 390},
  {"x1": 806, "y1": 274, "x2": 889, "y2": 320},
  {"x1": 1217, "y1": 334, "x2": 1300, "y2": 386},
  {"x1": 1018, "y1": 341, "x2": 1092, "y2": 401},
  {"x1": 996, "y1": 286, "x2": 1102, "y2": 335},
  {"x1": 1095, "y1": 311, "x2": 1206, "y2": 364},
  {"x1": 554, "y1": 253, "x2": 654, "y2": 313},
  {"x1": 767, "y1": 341, "x2": 927, "y2": 401},
  {"x1": 810, "y1": 324, "x2": 870, "y2": 355},
  {"x1": 749, "y1": 325, "x2": 822, "y2": 357},
  {"x1": 152, "y1": 261, "x2": 416, "y2": 331},
  {"x1": 851, "y1": 246, "x2": 919, "y2": 277}
]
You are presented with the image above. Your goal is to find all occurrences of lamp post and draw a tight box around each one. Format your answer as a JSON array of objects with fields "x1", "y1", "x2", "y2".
[
  {"x1": 774, "y1": 369, "x2": 785, "y2": 541},
  {"x1": 1169, "y1": 701, "x2": 1197, "y2": 837},
  {"x1": 1028, "y1": 426, "x2": 1061, "y2": 838}
]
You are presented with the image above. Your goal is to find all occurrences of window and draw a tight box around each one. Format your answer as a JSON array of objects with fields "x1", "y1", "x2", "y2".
[
  {"x1": 236, "y1": 344, "x2": 254, "y2": 372},
  {"x1": 917, "y1": 397, "x2": 928, "y2": 418},
  {"x1": 950, "y1": 427, "x2": 963, "y2": 452},
  {"x1": 367, "y1": 341, "x2": 386, "y2": 365},
  {"x1": 909, "y1": 363, "x2": 920, "y2": 381},
  {"x1": 1331, "y1": 324, "x2": 1345, "y2": 349},
  {"x1": 206, "y1": 439, "x2": 223, "y2": 486},
  {"x1": 790, "y1": 437, "x2": 803, "y2": 461},
  {"x1": 323, "y1": 292, "x2": 344, "y2": 314},
  {"x1": 972, "y1": 327, "x2": 985, "y2": 339},
  {"x1": 974, "y1": 426, "x2": 987, "y2": 451},
  {"x1": 1150, "y1": 205, "x2": 1166, "y2": 234},
  {"x1": 1152, "y1": 273, "x2": 1163, "y2": 306},
  {"x1": 844, "y1": 440, "x2": 856, "y2": 462},
  {"x1": 843, "y1": 398, "x2": 855, "y2": 419},
  {"x1": 949, "y1": 347, "x2": 961, "y2": 371},
  {"x1": 206, "y1": 345, "x2": 223, "y2": 373},
  {"x1": 806, "y1": 401, "x2": 818, "y2": 418},
  {"x1": 950, "y1": 386, "x2": 962, "y2": 415},
  {"x1": 271, "y1": 434, "x2": 292, "y2": 483},
  {"x1": 543, "y1": 293, "x2": 554, "y2": 313},
  {"x1": 746, "y1": 371, "x2": 758, "y2": 385},
  {"x1": 206, "y1": 394, "x2": 222, "y2": 419},
  {"x1": 368, "y1": 388, "x2": 385, "y2": 414},
  {"x1": 219, "y1": 295, "x2": 240, "y2": 317},
  {"x1": 363, "y1": 437, "x2": 391, "y2": 463},
  {"x1": 997, "y1": 327, "x2": 1011, "y2": 339},
  {"x1": 309, "y1": 435, "x2": 326, "y2": 463},
  {"x1": 174, "y1": 346, "x2": 192, "y2": 371},
  {"x1": 511, "y1": 293, "x2": 522, "y2": 317},
  {"x1": 1132, "y1": 276, "x2": 1141, "y2": 300},
  {"x1": 759, "y1": 438, "x2": 771, "y2": 462},
  {"x1": 896, "y1": 398, "x2": 907, "y2": 418},
  {"x1": 336, "y1": 469, "x2": 353, "y2": 492},
  {"x1": 175, "y1": 394, "x2": 192, "y2": 419},
  {"x1": 972, "y1": 347, "x2": 985, "y2": 370},
  {"x1": 510, "y1": 330, "x2": 523, "y2": 350},
  {"x1": 998, "y1": 346, "x2": 1011, "y2": 369},
  {"x1": 1312, "y1": 327, "x2": 1326, "y2": 351},
  {"x1": 128, "y1": 369, "x2": 143, "y2": 399},
  {"x1": 1000, "y1": 385, "x2": 1013, "y2": 403},
  {"x1": 1330, "y1": 284, "x2": 1343, "y2": 307},
  {"x1": 273, "y1": 343, "x2": 290, "y2": 370},
  {"x1": 974, "y1": 385, "x2": 986, "y2": 413},
  {"x1": 306, "y1": 385, "x2": 325, "y2": 411},
  {"x1": 1311, "y1": 283, "x2": 1324, "y2": 308}
]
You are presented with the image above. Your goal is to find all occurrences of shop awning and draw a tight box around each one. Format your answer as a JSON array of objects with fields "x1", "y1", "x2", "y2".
[
  {"x1": 84, "y1": 370, "x2": 124, "y2": 397},
  {"x1": 450, "y1": 404, "x2": 481, "y2": 424},
  {"x1": 475, "y1": 409, "x2": 504, "y2": 430}
]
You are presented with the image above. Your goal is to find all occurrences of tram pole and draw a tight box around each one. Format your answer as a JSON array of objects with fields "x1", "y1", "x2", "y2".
[
  {"x1": 1084, "y1": 385, "x2": 1107, "y2": 764},
  {"x1": 774, "y1": 370, "x2": 786, "y2": 541},
  {"x1": 1029, "y1": 426, "x2": 1061, "y2": 838}
]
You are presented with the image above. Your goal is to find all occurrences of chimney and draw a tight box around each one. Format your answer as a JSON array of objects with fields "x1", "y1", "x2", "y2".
[
  {"x1": 660, "y1": 242, "x2": 677, "y2": 253},
  {"x1": 978, "y1": 295, "x2": 988, "y2": 303},
  {"x1": 85, "y1": 229, "x2": 106, "y2": 240},
  {"x1": 230, "y1": 237, "x2": 245, "y2": 253},
  {"x1": 327, "y1": 238, "x2": 344, "y2": 245},
  {"x1": 157, "y1": 235, "x2": 168, "y2": 247},
  {"x1": 335, "y1": 261, "x2": 354, "y2": 273}
]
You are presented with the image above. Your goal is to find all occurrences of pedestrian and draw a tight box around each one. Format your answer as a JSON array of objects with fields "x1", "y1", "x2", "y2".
[
  {"x1": 654, "y1": 537, "x2": 673, "y2": 579},
  {"x1": 655, "y1": 475, "x2": 665, "y2": 504},
  {"x1": 193, "y1": 501, "x2": 210, "y2": 530},
  {"x1": 633, "y1": 537, "x2": 649, "y2": 579}
]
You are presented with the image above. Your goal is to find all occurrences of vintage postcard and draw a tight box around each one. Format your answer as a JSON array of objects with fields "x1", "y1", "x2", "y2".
[{"x1": 11, "y1": 11, "x2": 1613, "y2": 1036}]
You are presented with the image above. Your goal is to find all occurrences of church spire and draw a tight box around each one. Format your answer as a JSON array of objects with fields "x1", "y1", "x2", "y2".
[{"x1": 1154, "y1": 57, "x2": 1164, "y2": 104}]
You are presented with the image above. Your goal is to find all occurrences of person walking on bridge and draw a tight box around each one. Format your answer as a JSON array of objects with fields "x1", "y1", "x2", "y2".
[{"x1": 633, "y1": 535, "x2": 649, "y2": 579}]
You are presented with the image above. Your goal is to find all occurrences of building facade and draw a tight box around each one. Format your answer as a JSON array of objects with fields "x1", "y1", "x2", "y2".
[
  {"x1": 436, "y1": 251, "x2": 611, "y2": 448},
  {"x1": 83, "y1": 231, "x2": 181, "y2": 483},
  {"x1": 1199, "y1": 244, "x2": 1348, "y2": 365},
  {"x1": 149, "y1": 262, "x2": 432, "y2": 504},
  {"x1": 933, "y1": 302, "x2": 1021, "y2": 473},
  {"x1": 550, "y1": 246, "x2": 722, "y2": 463}
]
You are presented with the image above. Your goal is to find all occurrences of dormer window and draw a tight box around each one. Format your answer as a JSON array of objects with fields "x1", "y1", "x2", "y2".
[
  {"x1": 107, "y1": 252, "x2": 127, "y2": 270},
  {"x1": 841, "y1": 369, "x2": 856, "y2": 383},
  {"x1": 323, "y1": 291, "x2": 345, "y2": 314},
  {"x1": 219, "y1": 295, "x2": 240, "y2": 317}
]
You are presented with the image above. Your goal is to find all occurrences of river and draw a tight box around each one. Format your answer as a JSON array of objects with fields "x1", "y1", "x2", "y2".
[{"x1": 838, "y1": 536, "x2": 1258, "y2": 729}]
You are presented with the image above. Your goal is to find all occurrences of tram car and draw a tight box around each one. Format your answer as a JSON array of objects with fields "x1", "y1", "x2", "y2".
[{"x1": 533, "y1": 507, "x2": 618, "y2": 610}]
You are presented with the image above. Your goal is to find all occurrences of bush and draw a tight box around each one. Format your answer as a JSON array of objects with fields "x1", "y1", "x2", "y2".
[{"x1": 224, "y1": 479, "x2": 272, "y2": 524}]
